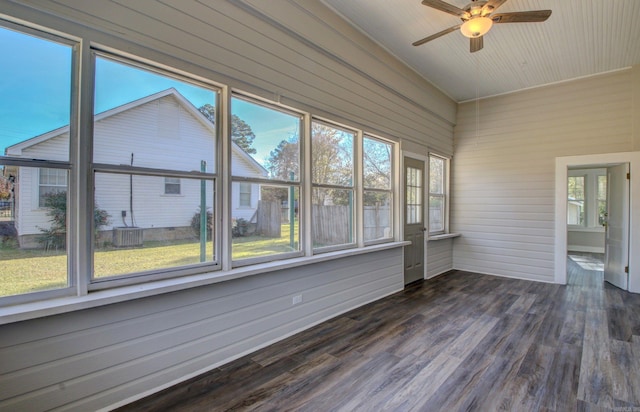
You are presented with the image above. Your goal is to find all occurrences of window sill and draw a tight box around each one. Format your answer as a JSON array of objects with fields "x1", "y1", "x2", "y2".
[
  {"x1": 428, "y1": 233, "x2": 461, "y2": 241},
  {"x1": 567, "y1": 226, "x2": 605, "y2": 233},
  {"x1": 0, "y1": 241, "x2": 410, "y2": 325}
]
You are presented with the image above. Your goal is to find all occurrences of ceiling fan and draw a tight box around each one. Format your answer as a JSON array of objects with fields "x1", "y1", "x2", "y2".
[{"x1": 413, "y1": 0, "x2": 551, "y2": 52}]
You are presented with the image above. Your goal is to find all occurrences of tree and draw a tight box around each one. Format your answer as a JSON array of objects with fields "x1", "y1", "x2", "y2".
[
  {"x1": 266, "y1": 137, "x2": 298, "y2": 181},
  {"x1": 198, "y1": 104, "x2": 256, "y2": 154}
]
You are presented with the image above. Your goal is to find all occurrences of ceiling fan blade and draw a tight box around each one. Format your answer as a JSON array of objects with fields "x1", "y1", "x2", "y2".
[
  {"x1": 421, "y1": 0, "x2": 470, "y2": 18},
  {"x1": 413, "y1": 24, "x2": 461, "y2": 46},
  {"x1": 481, "y1": 0, "x2": 509, "y2": 15},
  {"x1": 492, "y1": 10, "x2": 552, "y2": 23},
  {"x1": 470, "y1": 36, "x2": 483, "y2": 53}
]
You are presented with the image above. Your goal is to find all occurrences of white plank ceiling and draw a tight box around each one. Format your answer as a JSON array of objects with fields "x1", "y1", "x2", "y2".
[{"x1": 321, "y1": 0, "x2": 640, "y2": 102}]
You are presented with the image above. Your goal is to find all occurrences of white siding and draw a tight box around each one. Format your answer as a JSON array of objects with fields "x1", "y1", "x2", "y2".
[
  {"x1": 0, "y1": 248, "x2": 403, "y2": 411},
  {"x1": 452, "y1": 68, "x2": 640, "y2": 283},
  {"x1": 427, "y1": 238, "x2": 453, "y2": 278}
]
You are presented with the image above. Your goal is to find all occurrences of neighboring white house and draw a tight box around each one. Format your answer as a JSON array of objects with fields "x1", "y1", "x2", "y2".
[{"x1": 5, "y1": 89, "x2": 267, "y2": 247}]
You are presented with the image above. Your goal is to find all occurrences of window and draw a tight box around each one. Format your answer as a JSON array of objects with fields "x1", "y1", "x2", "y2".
[
  {"x1": 567, "y1": 169, "x2": 606, "y2": 228},
  {"x1": 363, "y1": 136, "x2": 393, "y2": 243},
  {"x1": 239, "y1": 182, "x2": 252, "y2": 207},
  {"x1": 429, "y1": 155, "x2": 447, "y2": 234},
  {"x1": 567, "y1": 176, "x2": 585, "y2": 225},
  {"x1": 597, "y1": 175, "x2": 607, "y2": 226},
  {"x1": 92, "y1": 55, "x2": 218, "y2": 282},
  {"x1": 0, "y1": 23, "x2": 73, "y2": 300},
  {"x1": 231, "y1": 96, "x2": 302, "y2": 263},
  {"x1": 0, "y1": 17, "x2": 399, "y2": 307},
  {"x1": 164, "y1": 177, "x2": 181, "y2": 195},
  {"x1": 311, "y1": 121, "x2": 355, "y2": 250},
  {"x1": 39, "y1": 168, "x2": 68, "y2": 207}
]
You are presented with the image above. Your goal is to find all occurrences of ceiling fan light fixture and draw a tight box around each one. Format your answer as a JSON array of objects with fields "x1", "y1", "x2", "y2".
[{"x1": 460, "y1": 16, "x2": 493, "y2": 38}]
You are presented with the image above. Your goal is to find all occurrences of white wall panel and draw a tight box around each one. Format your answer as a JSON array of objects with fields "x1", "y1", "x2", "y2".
[
  {"x1": 452, "y1": 68, "x2": 639, "y2": 283},
  {"x1": 0, "y1": 249, "x2": 403, "y2": 410},
  {"x1": 426, "y1": 238, "x2": 453, "y2": 278}
]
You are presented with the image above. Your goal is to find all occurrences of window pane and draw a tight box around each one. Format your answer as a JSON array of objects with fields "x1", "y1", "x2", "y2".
[
  {"x1": 429, "y1": 195, "x2": 445, "y2": 233},
  {"x1": 364, "y1": 191, "x2": 392, "y2": 241},
  {"x1": 232, "y1": 185, "x2": 300, "y2": 260},
  {"x1": 93, "y1": 173, "x2": 215, "y2": 279},
  {"x1": 312, "y1": 122, "x2": 354, "y2": 186},
  {"x1": 164, "y1": 177, "x2": 181, "y2": 195},
  {"x1": 567, "y1": 176, "x2": 585, "y2": 225},
  {"x1": 1, "y1": 27, "x2": 72, "y2": 161},
  {"x1": 429, "y1": 156, "x2": 444, "y2": 194},
  {"x1": 363, "y1": 137, "x2": 391, "y2": 189},
  {"x1": 598, "y1": 175, "x2": 607, "y2": 225},
  {"x1": 406, "y1": 166, "x2": 422, "y2": 225},
  {"x1": 231, "y1": 97, "x2": 301, "y2": 181},
  {"x1": 94, "y1": 56, "x2": 217, "y2": 172},
  {"x1": 0, "y1": 167, "x2": 68, "y2": 297},
  {"x1": 312, "y1": 187, "x2": 354, "y2": 248},
  {"x1": 0, "y1": 25, "x2": 73, "y2": 298}
]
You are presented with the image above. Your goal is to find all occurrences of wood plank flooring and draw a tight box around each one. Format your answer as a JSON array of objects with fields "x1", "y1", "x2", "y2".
[{"x1": 118, "y1": 260, "x2": 640, "y2": 411}]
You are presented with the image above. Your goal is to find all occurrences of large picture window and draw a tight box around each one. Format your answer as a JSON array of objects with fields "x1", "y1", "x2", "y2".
[{"x1": 92, "y1": 55, "x2": 219, "y2": 283}]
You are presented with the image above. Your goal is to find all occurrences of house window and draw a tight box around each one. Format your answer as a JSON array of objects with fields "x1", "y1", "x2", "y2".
[
  {"x1": 429, "y1": 155, "x2": 447, "y2": 234},
  {"x1": 39, "y1": 168, "x2": 68, "y2": 207},
  {"x1": 164, "y1": 177, "x2": 181, "y2": 195},
  {"x1": 0, "y1": 22, "x2": 74, "y2": 301},
  {"x1": 311, "y1": 121, "x2": 355, "y2": 250},
  {"x1": 92, "y1": 54, "x2": 218, "y2": 283},
  {"x1": 230, "y1": 96, "x2": 302, "y2": 264},
  {"x1": 239, "y1": 182, "x2": 251, "y2": 207},
  {"x1": 363, "y1": 136, "x2": 393, "y2": 243},
  {"x1": 567, "y1": 169, "x2": 606, "y2": 228}
]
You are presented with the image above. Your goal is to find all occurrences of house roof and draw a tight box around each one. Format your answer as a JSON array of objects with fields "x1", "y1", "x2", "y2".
[{"x1": 5, "y1": 88, "x2": 268, "y2": 176}]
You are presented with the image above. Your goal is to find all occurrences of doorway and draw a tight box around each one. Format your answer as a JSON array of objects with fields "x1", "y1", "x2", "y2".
[{"x1": 555, "y1": 152, "x2": 639, "y2": 293}]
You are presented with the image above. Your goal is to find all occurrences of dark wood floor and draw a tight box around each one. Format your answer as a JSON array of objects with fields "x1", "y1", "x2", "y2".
[{"x1": 119, "y1": 260, "x2": 640, "y2": 411}]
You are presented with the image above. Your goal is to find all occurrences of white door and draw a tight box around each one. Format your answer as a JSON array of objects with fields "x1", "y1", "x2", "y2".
[{"x1": 604, "y1": 163, "x2": 630, "y2": 289}]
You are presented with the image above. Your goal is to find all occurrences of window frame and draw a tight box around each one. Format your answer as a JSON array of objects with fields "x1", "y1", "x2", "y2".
[
  {"x1": 89, "y1": 51, "x2": 222, "y2": 289},
  {"x1": 0, "y1": 20, "x2": 78, "y2": 306},
  {"x1": 567, "y1": 168, "x2": 606, "y2": 231},
  {"x1": 428, "y1": 154, "x2": 449, "y2": 236},
  {"x1": 230, "y1": 94, "x2": 305, "y2": 267},
  {"x1": 310, "y1": 119, "x2": 357, "y2": 253},
  {"x1": 362, "y1": 135, "x2": 394, "y2": 245},
  {"x1": 163, "y1": 177, "x2": 181, "y2": 195}
]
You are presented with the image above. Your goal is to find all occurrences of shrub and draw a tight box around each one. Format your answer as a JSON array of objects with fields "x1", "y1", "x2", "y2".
[
  {"x1": 190, "y1": 207, "x2": 213, "y2": 240},
  {"x1": 38, "y1": 191, "x2": 110, "y2": 250}
]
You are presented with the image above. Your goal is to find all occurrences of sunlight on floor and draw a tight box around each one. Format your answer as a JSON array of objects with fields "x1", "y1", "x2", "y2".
[{"x1": 569, "y1": 254, "x2": 604, "y2": 271}]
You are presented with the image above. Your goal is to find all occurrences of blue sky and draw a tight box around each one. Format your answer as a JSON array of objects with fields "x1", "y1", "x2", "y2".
[{"x1": 1, "y1": 26, "x2": 299, "y2": 166}]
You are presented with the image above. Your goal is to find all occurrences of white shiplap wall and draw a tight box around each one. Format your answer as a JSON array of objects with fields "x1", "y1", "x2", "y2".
[
  {"x1": 426, "y1": 238, "x2": 454, "y2": 278},
  {"x1": 452, "y1": 68, "x2": 639, "y2": 283},
  {"x1": 0, "y1": 0, "x2": 454, "y2": 410},
  {"x1": 0, "y1": 249, "x2": 402, "y2": 411}
]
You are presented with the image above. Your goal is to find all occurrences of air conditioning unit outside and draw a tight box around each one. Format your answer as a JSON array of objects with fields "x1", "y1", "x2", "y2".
[{"x1": 112, "y1": 227, "x2": 143, "y2": 248}]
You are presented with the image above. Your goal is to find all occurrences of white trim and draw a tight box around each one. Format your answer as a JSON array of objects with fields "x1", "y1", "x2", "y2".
[
  {"x1": 567, "y1": 245, "x2": 605, "y2": 254},
  {"x1": 555, "y1": 151, "x2": 640, "y2": 293}
]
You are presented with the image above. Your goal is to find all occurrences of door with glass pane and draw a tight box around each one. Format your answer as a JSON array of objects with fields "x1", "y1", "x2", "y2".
[{"x1": 404, "y1": 156, "x2": 426, "y2": 284}]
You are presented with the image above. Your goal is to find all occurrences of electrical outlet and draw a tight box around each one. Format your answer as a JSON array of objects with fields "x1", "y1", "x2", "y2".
[{"x1": 292, "y1": 295, "x2": 303, "y2": 305}]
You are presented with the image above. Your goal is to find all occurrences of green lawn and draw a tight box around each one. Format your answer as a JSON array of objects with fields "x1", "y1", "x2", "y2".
[{"x1": 0, "y1": 222, "x2": 299, "y2": 297}]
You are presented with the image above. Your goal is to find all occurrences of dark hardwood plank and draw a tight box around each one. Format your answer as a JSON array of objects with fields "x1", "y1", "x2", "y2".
[{"x1": 118, "y1": 264, "x2": 640, "y2": 411}]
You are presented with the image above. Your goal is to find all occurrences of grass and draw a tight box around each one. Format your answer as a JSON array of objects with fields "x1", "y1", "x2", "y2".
[{"x1": 0, "y1": 222, "x2": 299, "y2": 297}]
